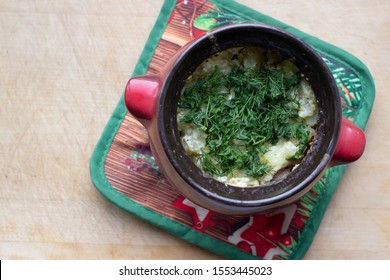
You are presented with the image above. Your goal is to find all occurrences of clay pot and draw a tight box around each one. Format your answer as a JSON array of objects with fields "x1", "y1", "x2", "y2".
[{"x1": 124, "y1": 23, "x2": 365, "y2": 215}]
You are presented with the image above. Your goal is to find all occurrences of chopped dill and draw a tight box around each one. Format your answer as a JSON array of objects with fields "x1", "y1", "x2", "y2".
[{"x1": 178, "y1": 64, "x2": 313, "y2": 179}]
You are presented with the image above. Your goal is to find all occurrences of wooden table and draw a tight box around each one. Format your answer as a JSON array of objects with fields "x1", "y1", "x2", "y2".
[{"x1": 1, "y1": 0, "x2": 389, "y2": 259}]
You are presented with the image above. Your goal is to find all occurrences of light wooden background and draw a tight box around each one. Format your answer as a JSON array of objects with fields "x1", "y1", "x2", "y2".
[{"x1": 1, "y1": 0, "x2": 389, "y2": 259}]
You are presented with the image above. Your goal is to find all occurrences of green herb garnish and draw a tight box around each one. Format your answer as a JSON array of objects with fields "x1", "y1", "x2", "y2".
[{"x1": 178, "y1": 64, "x2": 313, "y2": 179}]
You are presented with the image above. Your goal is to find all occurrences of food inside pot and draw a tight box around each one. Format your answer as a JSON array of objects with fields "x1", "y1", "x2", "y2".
[{"x1": 177, "y1": 46, "x2": 318, "y2": 188}]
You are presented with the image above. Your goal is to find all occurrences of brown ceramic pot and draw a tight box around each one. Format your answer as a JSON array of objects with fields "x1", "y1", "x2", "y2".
[{"x1": 124, "y1": 23, "x2": 365, "y2": 215}]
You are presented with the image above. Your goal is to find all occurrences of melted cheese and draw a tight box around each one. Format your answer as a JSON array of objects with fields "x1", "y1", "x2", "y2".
[{"x1": 177, "y1": 47, "x2": 318, "y2": 187}]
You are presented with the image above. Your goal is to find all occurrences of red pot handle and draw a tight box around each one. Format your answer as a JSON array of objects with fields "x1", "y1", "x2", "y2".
[
  {"x1": 331, "y1": 117, "x2": 366, "y2": 166},
  {"x1": 124, "y1": 76, "x2": 160, "y2": 123}
]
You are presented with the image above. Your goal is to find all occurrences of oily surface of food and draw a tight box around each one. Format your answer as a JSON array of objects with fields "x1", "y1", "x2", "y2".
[{"x1": 177, "y1": 47, "x2": 318, "y2": 187}]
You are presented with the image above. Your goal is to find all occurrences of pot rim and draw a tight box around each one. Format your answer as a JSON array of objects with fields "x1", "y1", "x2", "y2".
[{"x1": 157, "y1": 23, "x2": 341, "y2": 208}]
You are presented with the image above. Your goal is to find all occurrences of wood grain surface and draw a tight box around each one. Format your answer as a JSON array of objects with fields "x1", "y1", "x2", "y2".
[{"x1": 1, "y1": 0, "x2": 389, "y2": 260}]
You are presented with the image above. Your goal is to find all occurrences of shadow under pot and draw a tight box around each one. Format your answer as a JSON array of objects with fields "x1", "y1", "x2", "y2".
[{"x1": 124, "y1": 23, "x2": 366, "y2": 216}]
